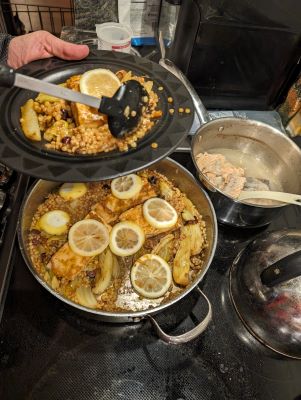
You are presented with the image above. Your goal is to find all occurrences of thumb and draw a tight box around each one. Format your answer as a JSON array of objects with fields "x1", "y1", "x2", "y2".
[{"x1": 45, "y1": 34, "x2": 89, "y2": 60}]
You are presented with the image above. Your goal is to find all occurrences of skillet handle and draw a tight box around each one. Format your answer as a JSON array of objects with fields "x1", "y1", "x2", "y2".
[{"x1": 147, "y1": 287, "x2": 212, "y2": 344}]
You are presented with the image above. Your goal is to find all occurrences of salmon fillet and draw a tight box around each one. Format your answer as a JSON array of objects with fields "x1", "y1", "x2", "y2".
[
  {"x1": 196, "y1": 152, "x2": 246, "y2": 198},
  {"x1": 48, "y1": 242, "x2": 94, "y2": 280},
  {"x1": 48, "y1": 204, "x2": 112, "y2": 280},
  {"x1": 119, "y1": 204, "x2": 181, "y2": 237},
  {"x1": 90, "y1": 178, "x2": 158, "y2": 226},
  {"x1": 70, "y1": 102, "x2": 107, "y2": 128},
  {"x1": 48, "y1": 179, "x2": 157, "y2": 280}
]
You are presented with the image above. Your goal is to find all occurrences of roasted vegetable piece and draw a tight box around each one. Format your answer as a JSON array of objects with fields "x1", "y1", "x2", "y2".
[
  {"x1": 152, "y1": 234, "x2": 174, "y2": 262},
  {"x1": 189, "y1": 223, "x2": 205, "y2": 256},
  {"x1": 159, "y1": 180, "x2": 174, "y2": 201},
  {"x1": 35, "y1": 93, "x2": 60, "y2": 103},
  {"x1": 182, "y1": 196, "x2": 198, "y2": 221},
  {"x1": 112, "y1": 253, "x2": 121, "y2": 278},
  {"x1": 173, "y1": 226, "x2": 191, "y2": 286},
  {"x1": 20, "y1": 99, "x2": 41, "y2": 141},
  {"x1": 144, "y1": 81, "x2": 153, "y2": 94},
  {"x1": 76, "y1": 286, "x2": 98, "y2": 308},
  {"x1": 182, "y1": 208, "x2": 195, "y2": 222},
  {"x1": 35, "y1": 84, "x2": 67, "y2": 103},
  {"x1": 44, "y1": 120, "x2": 69, "y2": 141},
  {"x1": 181, "y1": 197, "x2": 205, "y2": 256},
  {"x1": 93, "y1": 248, "x2": 113, "y2": 296}
]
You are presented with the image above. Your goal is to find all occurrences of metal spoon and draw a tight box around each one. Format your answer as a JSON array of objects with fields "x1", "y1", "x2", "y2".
[
  {"x1": 238, "y1": 190, "x2": 301, "y2": 205},
  {"x1": 0, "y1": 64, "x2": 147, "y2": 138}
]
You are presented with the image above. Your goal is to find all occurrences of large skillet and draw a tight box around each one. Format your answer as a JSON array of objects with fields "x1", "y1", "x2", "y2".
[
  {"x1": 0, "y1": 51, "x2": 194, "y2": 182},
  {"x1": 18, "y1": 158, "x2": 218, "y2": 344}
]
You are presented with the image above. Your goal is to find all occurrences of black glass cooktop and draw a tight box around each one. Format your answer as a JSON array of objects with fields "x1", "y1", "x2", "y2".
[{"x1": 0, "y1": 152, "x2": 301, "y2": 400}]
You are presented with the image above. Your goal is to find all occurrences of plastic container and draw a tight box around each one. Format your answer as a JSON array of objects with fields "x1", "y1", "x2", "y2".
[{"x1": 95, "y1": 22, "x2": 132, "y2": 53}]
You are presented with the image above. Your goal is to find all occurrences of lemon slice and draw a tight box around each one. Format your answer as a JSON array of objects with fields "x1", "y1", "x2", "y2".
[
  {"x1": 68, "y1": 219, "x2": 109, "y2": 257},
  {"x1": 79, "y1": 68, "x2": 121, "y2": 98},
  {"x1": 59, "y1": 183, "x2": 87, "y2": 200},
  {"x1": 111, "y1": 174, "x2": 142, "y2": 200},
  {"x1": 109, "y1": 221, "x2": 145, "y2": 257},
  {"x1": 131, "y1": 254, "x2": 172, "y2": 299},
  {"x1": 143, "y1": 198, "x2": 178, "y2": 229},
  {"x1": 38, "y1": 210, "x2": 70, "y2": 235}
]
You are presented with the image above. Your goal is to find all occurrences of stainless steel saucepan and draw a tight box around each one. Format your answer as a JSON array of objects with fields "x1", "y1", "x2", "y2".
[
  {"x1": 191, "y1": 117, "x2": 301, "y2": 228},
  {"x1": 18, "y1": 158, "x2": 218, "y2": 344},
  {"x1": 159, "y1": 54, "x2": 301, "y2": 228}
]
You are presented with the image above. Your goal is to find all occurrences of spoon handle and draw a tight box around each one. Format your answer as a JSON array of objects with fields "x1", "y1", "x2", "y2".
[{"x1": 239, "y1": 191, "x2": 301, "y2": 206}]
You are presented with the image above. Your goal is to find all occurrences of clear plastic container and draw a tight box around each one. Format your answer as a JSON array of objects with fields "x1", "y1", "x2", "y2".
[{"x1": 95, "y1": 22, "x2": 132, "y2": 53}]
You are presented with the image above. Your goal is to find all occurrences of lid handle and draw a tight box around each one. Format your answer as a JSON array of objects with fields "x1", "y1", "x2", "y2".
[{"x1": 260, "y1": 250, "x2": 301, "y2": 287}]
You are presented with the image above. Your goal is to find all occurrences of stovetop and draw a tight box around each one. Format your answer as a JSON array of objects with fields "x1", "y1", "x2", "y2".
[{"x1": 0, "y1": 151, "x2": 301, "y2": 400}]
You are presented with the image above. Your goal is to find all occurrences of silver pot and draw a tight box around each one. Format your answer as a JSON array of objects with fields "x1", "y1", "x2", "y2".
[
  {"x1": 18, "y1": 158, "x2": 218, "y2": 344},
  {"x1": 159, "y1": 56, "x2": 301, "y2": 228},
  {"x1": 191, "y1": 118, "x2": 301, "y2": 228}
]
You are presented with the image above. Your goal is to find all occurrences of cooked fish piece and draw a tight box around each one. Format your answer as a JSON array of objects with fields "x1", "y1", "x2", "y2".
[
  {"x1": 91, "y1": 203, "x2": 117, "y2": 225},
  {"x1": 88, "y1": 208, "x2": 114, "y2": 228},
  {"x1": 196, "y1": 152, "x2": 246, "y2": 198},
  {"x1": 66, "y1": 74, "x2": 107, "y2": 128},
  {"x1": 70, "y1": 102, "x2": 107, "y2": 128},
  {"x1": 88, "y1": 179, "x2": 157, "y2": 225},
  {"x1": 48, "y1": 242, "x2": 94, "y2": 280},
  {"x1": 48, "y1": 207, "x2": 111, "y2": 280},
  {"x1": 223, "y1": 174, "x2": 246, "y2": 199},
  {"x1": 105, "y1": 178, "x2": 158, "y2": 213},
  {"x1": 119, "y1": 204, "x2": 181, "y2": 237}
]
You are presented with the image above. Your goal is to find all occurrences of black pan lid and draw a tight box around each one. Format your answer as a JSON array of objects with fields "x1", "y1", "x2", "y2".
[{"x1": 0, "y1": 50, "x2": 194, "y2": 182}]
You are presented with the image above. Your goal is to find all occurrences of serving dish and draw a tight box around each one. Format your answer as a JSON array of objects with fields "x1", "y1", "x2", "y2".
[
  {"x1": 18, "y1": 158, "x2": 217, "y2": 343},
  {"x1": 0, "y1": 51, "x2": 194, "y2": 182}
]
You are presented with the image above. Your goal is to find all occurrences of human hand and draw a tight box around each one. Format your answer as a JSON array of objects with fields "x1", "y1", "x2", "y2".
[{"x1": 7, "y1": 30, "x2": 89, "y2": 69}]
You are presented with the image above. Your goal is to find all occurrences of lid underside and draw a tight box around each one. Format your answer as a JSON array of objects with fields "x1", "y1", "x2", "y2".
[{"x1": 230, "y1": 229, "x2": 301, "y2": 359}]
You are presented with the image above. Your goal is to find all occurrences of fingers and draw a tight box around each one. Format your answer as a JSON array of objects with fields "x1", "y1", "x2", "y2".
[
  {"x1": 44, "y1": 32, "x2": 90, "y2": 60},
  {"x1": 7, "y1": 31, "x2": 90, "y2": 69}
]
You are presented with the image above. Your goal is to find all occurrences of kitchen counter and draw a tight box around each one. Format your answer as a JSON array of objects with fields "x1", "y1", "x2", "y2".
[{"x1": 0, "y1": 151, "x2": 300, "y2": 400}]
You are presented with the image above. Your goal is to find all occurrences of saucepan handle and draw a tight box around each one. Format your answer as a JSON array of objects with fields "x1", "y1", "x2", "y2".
[
  {"x1": 261, "y1": 250, "x2": 301, "y2": 287},
  {"x1": 158, "y1": 31, "x2": 210, "y2": 127},
  {"x1": 159, "y1": 58, "x2": 210, "y2": 126},
  {"x1": 147, "y1": 286, "x2": 212, "y2": 344}
]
